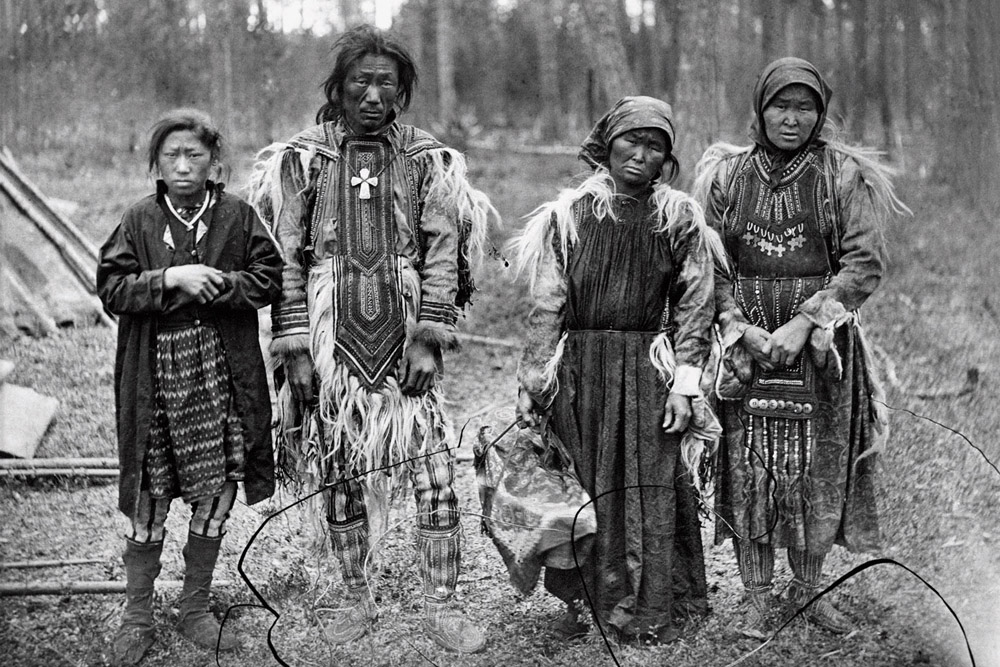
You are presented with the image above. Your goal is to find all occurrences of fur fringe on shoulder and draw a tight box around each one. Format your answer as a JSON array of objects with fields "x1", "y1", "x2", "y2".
[
  {"x1": 513, "y1": 169, "x2": 726, "y2": 292},
  {"x1": 824, "y1": 141, "x2": 912, "y2": 221},
  {"x1": 692, "y1": 139, "x2": 911, "y2": 234},
  {"x1": 424, "y1": 147, "x2": 502, "y2": 263},
  {"x1": 243, "y1": 142, "x2": 314, "y2": 237},
  {"x1": 692, "y1": 142, "x2": 752, "y2": 211}
]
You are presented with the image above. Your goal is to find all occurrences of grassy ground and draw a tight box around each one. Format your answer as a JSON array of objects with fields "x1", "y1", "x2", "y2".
[{"x1": 1, "y1": 148, "x2": 998, "y2": 667}]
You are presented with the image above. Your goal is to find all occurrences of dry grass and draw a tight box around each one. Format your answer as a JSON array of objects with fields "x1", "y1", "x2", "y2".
[{"x1": 1, "y1": 151, "x2": 998, "y2": 667}]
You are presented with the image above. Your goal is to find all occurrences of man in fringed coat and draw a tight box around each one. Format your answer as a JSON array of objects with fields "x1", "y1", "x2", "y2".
[{"x1": 247, "y1": 24, "x2": 497, "y2": 654}]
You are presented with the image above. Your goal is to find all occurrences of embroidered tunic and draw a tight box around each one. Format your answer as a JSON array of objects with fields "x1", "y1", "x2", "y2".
[
  {"x1": 255, "y1": 119, "x2": 494, "y2": 488},
  {"x1": 701, "y1": 143, "x2": 885, "y2": 554}
]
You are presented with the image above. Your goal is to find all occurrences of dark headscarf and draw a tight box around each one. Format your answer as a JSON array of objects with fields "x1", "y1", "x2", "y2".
[
  {"x1": 749, "y1": 57, "x2": 832, "y2": 154},
  {"x1": 579, "y1": 96, "x2": 676, "y2": 173}
]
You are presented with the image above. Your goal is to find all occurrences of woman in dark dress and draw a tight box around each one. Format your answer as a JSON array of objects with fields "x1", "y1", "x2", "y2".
[
  {"x1": 514, "y1": 96, "x2": 721, "y2": 644},
  {"x1": 694, "y1": 57, "x2": 907, "y2": 637}
]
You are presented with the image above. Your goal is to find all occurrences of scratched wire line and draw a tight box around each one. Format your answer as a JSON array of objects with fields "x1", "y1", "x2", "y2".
[{"x1": 216, "y1": 398, "x2": 996, "y2": 667}]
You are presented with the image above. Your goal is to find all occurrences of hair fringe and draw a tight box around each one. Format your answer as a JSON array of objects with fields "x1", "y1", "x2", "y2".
[
  {"x1": 424, "y1": 147, "x2": 501, "y2": 264},
  {"x1": 243, "y1": 142, "x2": 314, "y2": 247}
]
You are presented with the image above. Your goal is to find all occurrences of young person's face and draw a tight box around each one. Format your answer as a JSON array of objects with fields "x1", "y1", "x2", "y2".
[
  {"x1": 763, "y1": 84, "x2": 820, "y2": 151},
  {"x1": 341, "y1": 53, "x2": 400, "y2": 133},
  {"x1": 156, "y1": 130, "x2": 212, "y2": 205},
  {"x1": 608, "y1": 128, "x2": 668, "y2": 196}
]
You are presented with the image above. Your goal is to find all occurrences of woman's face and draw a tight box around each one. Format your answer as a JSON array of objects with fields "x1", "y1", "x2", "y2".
[
  {"x1": 156, "y1": 129, "x2": 213, "y2": 205},
  {"x1": 608, "y1": 128, "x2": 668, "y2": 196},
  {"x1": 341, "y1": 53, "x2": 400, "y2": 133},
  {"x1": 762, "y1": 83, "x2": 820, "y2": 151}
]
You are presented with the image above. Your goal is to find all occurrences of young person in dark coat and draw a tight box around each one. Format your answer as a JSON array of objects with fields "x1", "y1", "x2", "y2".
[{"x1": 97, "y1": 109, "x2": 282, "y2": 665}]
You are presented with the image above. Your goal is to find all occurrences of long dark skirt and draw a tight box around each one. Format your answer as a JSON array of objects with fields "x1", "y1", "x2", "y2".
[
  {"x1": 544, "y1": 329, "x2": 708, "y2": 639},
  {"x1": 715, "y1": 324, "x2": 882, "y2": 554}
]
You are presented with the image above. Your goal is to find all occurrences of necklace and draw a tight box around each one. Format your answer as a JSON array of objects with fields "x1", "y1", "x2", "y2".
[
  {"x1": 165, "y1": 191, "x2": 210, "y2": 229},
  {"x1": 344, "y1": 145, "x2": 402, "y2": 200}
]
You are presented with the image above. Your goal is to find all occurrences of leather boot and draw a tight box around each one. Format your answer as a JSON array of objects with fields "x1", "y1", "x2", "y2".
[
  {"x1": 176, "y1": 533, "x2": 239, "y2": 652},
  {"x1": 785, "y1": 548, "x2": 852, "y2": 634},
  {"x1": 550, "y1": 602, "x2": 590, "y2": 640},
  {"x1": 417, "y1": 525, "x2": 486, "y2": 653},
  {"x1": 111, "y1": 538, "x2": 163, "y2": 666},
  {"x1": 738, "y1": 585, "x2": 778, "y2": 639},
  {"x1": 785, "y1": 581, "x2": 853, "y2": 634},
  {"x1": 317, "y1": 519, "x2": 377, "y2": 644},
  {"x1": 734, "y1": 540, "x2": 777, "y2": 639}
]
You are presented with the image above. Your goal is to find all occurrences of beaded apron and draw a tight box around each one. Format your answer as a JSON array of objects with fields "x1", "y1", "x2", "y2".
[
  {"x1": 314, "y1": 136, "x2": 406, "y2": 390},
  {"x1": 728, "y1": 149, "x2": 833, "y2": 418}
]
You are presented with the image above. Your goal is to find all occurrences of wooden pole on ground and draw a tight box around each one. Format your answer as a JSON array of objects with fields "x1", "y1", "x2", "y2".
[{"x1": 0, "y1": 580, "x2": 234, "y2": 596}]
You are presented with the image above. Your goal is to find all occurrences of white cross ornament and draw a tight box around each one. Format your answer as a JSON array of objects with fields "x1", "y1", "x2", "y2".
[{"x1": 351, "y1": 167, "x2": 378, "y2": 200}]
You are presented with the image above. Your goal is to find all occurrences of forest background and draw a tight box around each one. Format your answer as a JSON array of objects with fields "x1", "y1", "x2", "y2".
[
  {"x1": 2, "y1": 0, "x2": 1000, "y2": 208},
  {"x1": 1, "y1": 1, "x2": 999, "y2": 666}
]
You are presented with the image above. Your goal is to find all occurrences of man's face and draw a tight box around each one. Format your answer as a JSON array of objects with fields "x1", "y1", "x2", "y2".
[{"x1": 341, "y1": 53, "x2": 400, "y2": 133}]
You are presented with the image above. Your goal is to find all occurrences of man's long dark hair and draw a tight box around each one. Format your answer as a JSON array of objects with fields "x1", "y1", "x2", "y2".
[{"x1": 316, "y1": 24, "x2": 418, "y2": 124}]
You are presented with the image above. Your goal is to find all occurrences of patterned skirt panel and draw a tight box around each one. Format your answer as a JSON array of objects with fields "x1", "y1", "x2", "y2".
[{"x1": 147, "y1": 324, "x2": 245, "y2": 503}]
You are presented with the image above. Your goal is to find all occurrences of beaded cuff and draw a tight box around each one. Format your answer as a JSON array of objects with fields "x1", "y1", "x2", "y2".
[
  {"x1": 271, "y1": 302, "x2": 310, "y2": 338},
  {"x1": 418, "y1": 299, "x2": 459, "y2": 327}
]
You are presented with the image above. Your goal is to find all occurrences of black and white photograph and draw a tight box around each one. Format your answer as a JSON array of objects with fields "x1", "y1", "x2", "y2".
[{"x1": 0, "y1": 1, "x2": 997, "y2": 665}]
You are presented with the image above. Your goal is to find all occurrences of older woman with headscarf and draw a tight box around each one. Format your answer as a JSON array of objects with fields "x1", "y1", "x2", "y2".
[
  {"x1": 513, "y1": 96, "x2": 723, "y2": 644},
  {"x1": 693, "y1": 58, "x2": 908, "y2": 637}
]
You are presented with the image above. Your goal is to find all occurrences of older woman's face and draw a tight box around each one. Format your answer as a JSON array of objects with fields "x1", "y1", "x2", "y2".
[
  {"x1": 763, "y1": 83, "x2": 820, "y2": 151},
  {"x1": 608, "y1": 128, "x2": 668, "y2": 196},
  {"x1": 342, "y1": 53, "x2": 400, "y2": 133},
  {"x1": 156, "y1": 129, "x2": 213, "y2": 205}
]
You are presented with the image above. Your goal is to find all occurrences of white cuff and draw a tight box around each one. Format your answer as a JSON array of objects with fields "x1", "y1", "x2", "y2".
[{"x1": 672, "y1": 364, "x2": 702, "y2": 396}]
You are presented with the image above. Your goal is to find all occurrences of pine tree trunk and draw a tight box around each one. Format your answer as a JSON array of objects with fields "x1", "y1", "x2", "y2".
[
  {"x1": 962, "y1": 0, "x2": 1000, "y2": 210},
  {"x1": 578, "y1": 0, "x2": 638, "y2": 109},
  {"x1": 901, "y1": 4, "x2": 921, "y2": 128},
  {"x1": 530, "y1": 2, "x2": 561, "y2": 141},
  {"x1": 436, "y1": 0, "x2": 457, "y2": 125},
  {"x1": 759, "y1": 0, "x2": 786, "y2": 63},
  {"x1": 850, "y1": 0, "x2": 868, "y2": 141},
  {"x1": 876, "y1": 0, "x2": 894, "y2": 152}
]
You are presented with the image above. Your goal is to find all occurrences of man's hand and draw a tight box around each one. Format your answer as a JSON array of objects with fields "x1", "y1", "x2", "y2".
[
  {"x1": 398, "y1": 339, "x2": 440, "y2": 396},
  {"x1": 515, "y1": 387, "x2": 544, "y2": 430},
  {"x1": 286, "y1": 351, "x2": 315, "y2": 405},
  {"x1": 663, "y1": 392, "x2": 692, "y2": 434},
  {"x1": 740, "y1": 326, "x2": 776, "y2": 371},
  {"x1": 164, "y1": 264, "x2": 225, "y2": 304},
  {"x1": 764, "y1": 314, "x2": 814, "y2": 367}
]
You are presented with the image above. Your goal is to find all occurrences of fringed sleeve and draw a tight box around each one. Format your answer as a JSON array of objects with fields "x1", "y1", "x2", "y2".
[
  {"x1": 648, "y1": 186, "x2": 718, "y2": 396},
  {"x1": 247, "y1": 146, "x2": 316, "y2": 360},
  {"x1": 693, "y1": 144, "x2": 753, "y2": 354},
  {"x1": 515, "y1": 209, "x2": 570, "y2": 408},
  {"x1": 796, "y1": 147, "x2": 903, "y2": 328},
  {"x1": 411, "y1": 147, "x2": 500, "y2": 351}
]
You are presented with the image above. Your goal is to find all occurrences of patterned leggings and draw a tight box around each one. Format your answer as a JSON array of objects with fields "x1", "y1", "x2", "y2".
[
  {"x1": 326, "y1": 446, "x2": 458, "y2": 530},
  {"x1": 127, "y1": 481, "x2": 238, "y2": 544}
]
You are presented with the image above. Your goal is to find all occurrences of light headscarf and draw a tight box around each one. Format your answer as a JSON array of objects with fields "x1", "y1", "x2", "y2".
[
  {"x1": 749, "y1": 57, "x2": 833, "y2": 153},
  {"x1": 578, "y1": 95, "x2": 676, "y2": 177}
]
